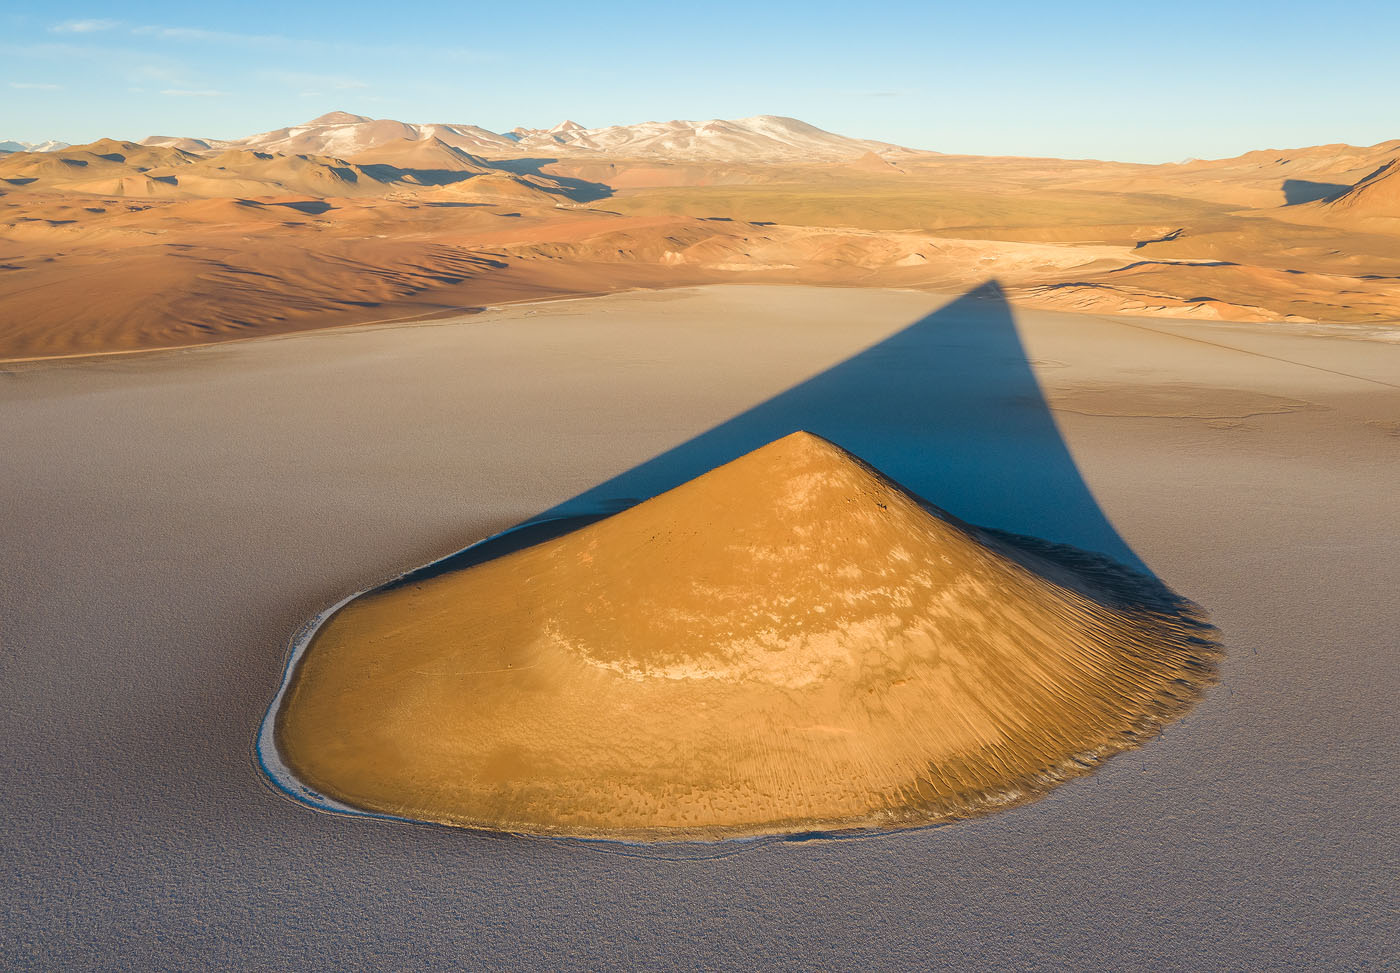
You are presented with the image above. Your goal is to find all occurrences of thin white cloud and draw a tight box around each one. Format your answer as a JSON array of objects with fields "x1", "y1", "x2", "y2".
[
  {"x1": 2, "y1": 44, "x2": 195, "y2": 90},
  {"x1": 129, "y1": 64, "x2": 184, "y2": 83},
  {"x1": 821, "y1": 87, "x2": 919, "y2": 100},
  {"x1": 51, "y1": 18, "x2": 119, "y2": 34},
  {"x1": 133, "y1": 25, "x2": 290, "y2": 48},
  {"x1": 160, "y1": 88, "x2": 226, "y2": 97},
  {"x1": 132, "y1": 26, "x2": 492, "y2": 63},
  {"x1": 260, "y1": 69, "x2": 369, "y2": 91},
  {"x1": 9, "y1": 81, "x2": 63, "y2": 90}
]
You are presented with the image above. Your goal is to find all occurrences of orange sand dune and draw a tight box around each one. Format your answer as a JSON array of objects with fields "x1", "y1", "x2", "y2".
[{"x1": 275, "y1": 432, "x2": 1217, "y2": 840}]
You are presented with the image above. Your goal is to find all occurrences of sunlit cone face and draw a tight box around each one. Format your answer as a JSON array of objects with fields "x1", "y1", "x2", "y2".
[{"x1": 275, "y1": 432, "x2": 1217, "y2": 840}]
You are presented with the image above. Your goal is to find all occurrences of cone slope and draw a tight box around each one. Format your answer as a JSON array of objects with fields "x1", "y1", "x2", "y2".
[{"x1": 275, "y1": 431, "x2": 1217, "y2": 839}]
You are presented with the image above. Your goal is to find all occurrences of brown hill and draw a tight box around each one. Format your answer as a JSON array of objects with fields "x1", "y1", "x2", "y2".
[
  {"x1": 5, "y1": 118, "x2": 1400, "y2": 361},
  {"x1": 274, "y1": 431, "x2": 1217, "y2": 839},
  {"x1": 235, "y1": 115, "x2": 419, "y2": 157},
  {"x1": 510, "y1": 114, "x2": 914, "y2": 163},
  {"x1": 1182, "y1": 138, "x2": 1400, "y2": 180},
  {"x1": 0, "y1": 140, "x2": 395, "y2": 199},
  {"x1": 308, "y1": 111, "x2": 371, "y2": 125},
  {"x1": 0, "y1": 139, "x2": 198, "y2": 189},
  {"x1": 419, "y1": 123, "x2": 531, "y2": 155},
  {"x1": 142, "y1": 149, "x2": 398, "y2": 197},
  {"x1": 228, "y1": 113, "x2": 520, "y2": 158},
  {"x1": 74, "y1": 138, "x2": 201, "y2": 170},
  {"x1": 142, "y1": 135, "x2": 216, "y2": 152},
  {"x1": 1090, "y1": 138, "x2": 1400, "y2": 207},
  {"x1": 422, "y1": 171, "x2": 564, "y2": 204},
  {"x1": 1325, "y1": 159, "x2": 1400, "y2": 219},
  {"x1": 346, "y1": 136, "x2": 494, "y2": 174},
  {"x1": 849, "y1": 150, "x2": 906, "y2": 174}
]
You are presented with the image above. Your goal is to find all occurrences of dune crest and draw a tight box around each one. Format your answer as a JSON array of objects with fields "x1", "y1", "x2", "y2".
[{"x1": 272, "y1": 431, "x2": 1218, "y2": 840}]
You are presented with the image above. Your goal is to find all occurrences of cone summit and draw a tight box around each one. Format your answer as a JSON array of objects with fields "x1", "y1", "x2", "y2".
[{"x1": 273, "y1": 431, "x2": 1217, "y2": 839}]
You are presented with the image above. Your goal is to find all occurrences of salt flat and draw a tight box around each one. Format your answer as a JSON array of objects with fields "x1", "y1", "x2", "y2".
[{"x1": 2, "y1": 284, "x2": 1396, "y2": 970}]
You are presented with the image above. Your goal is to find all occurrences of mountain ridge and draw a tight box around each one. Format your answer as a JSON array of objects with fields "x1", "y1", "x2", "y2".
[
  {"x1": 127, "y1": 113, "x2": 917, "y2": 164},
  {"x1": 11, "y1": 111, "x2": 1397, "y2": 172},
  {"x1": 0, "y1": 138, "x2": 71, "y2": 153}
]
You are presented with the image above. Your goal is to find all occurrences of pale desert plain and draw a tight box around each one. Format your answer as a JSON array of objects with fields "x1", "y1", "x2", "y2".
[
  {"x1": 2, "y1": 280, "x2": 1397, "y2": 969},
  {"x1": 2, "y1": 103, "x2": 1400, "y2": 970}
]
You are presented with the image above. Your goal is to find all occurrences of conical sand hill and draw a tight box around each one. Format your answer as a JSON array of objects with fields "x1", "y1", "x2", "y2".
[{"x1": 274, "y1": 431, "x2": 1217, "y2": 840}]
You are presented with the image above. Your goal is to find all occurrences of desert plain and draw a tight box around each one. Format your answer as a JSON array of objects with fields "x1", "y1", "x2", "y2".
[
  {"x1": 3, "y1": 112, "x2": 1400, "y2": 361},
  {"x1": 2, "y1": 113, "x2": 1398, "y2": 970}
]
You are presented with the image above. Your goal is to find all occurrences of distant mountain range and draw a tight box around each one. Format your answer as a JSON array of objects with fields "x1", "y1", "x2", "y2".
[
  {"x1": 7, "y1": 113, "x2": 1397, "y2": 209},
  {"x1": 12, "y1": 112, "x2": 1398, "y2": 181},
  {"x1": 0, "y1": 139, "x2": 70, "y2": 153},
  {"x1": 0, "y1": 135, "x2": 579, "y2": 202},
  {"x1": 117, "y1": 112, "x2": 912, "y2": 164},
  {"x1": 3, "y1": 110, "x2": 1399, "y2": 361}
]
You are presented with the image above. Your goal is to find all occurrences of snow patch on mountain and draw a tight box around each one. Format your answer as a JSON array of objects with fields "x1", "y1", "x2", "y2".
[{"x1": 0, "y1": 139, "x2": 71, "y2": 153}]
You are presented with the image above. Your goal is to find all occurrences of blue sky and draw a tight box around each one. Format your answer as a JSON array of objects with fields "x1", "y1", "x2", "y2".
[{"x1": 2, "y1": 0, "x2": 1397, "y2": 162}]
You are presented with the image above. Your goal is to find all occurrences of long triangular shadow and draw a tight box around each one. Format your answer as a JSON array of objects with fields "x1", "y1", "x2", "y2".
[{"x1": 399, "y1": 281, "x2": 1151, "y2": 587}]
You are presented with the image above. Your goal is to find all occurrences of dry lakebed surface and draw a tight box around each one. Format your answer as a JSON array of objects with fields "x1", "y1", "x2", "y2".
[{"x1": 2, "y1": 284, "x2": 1397, "y2": 970}]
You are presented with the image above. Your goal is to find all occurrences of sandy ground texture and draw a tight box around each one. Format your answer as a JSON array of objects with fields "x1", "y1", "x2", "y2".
[{"x1": 2, "y1": 284, "x2": 1397, "y2": 970}]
